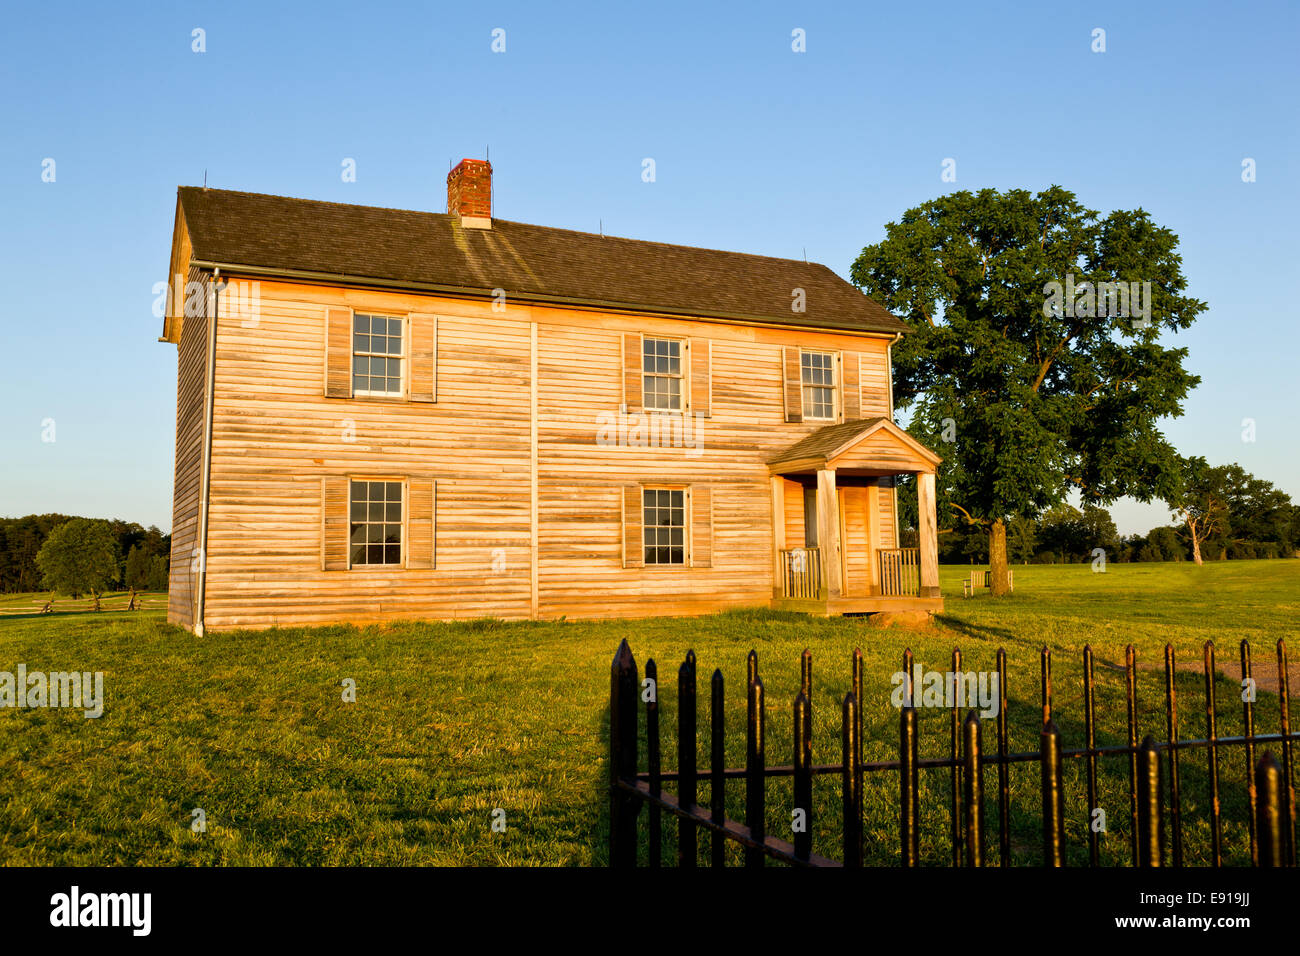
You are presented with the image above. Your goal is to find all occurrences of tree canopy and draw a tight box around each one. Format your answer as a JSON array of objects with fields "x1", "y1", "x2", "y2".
[
  {"x1": 852, "y1": 186, "x2": 1206, "y2": 592},
  {"x1": 35, "y1": 518, "x2": 121, "y2": 598}
]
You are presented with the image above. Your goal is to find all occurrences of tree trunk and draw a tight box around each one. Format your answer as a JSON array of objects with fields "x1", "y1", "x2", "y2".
[
  {"x1": 989, "y1": 519, "x2": 1011, "y2": 596},
  {"x1": 1191, "y1": 533, "x2": 1204, "y2": 565}
]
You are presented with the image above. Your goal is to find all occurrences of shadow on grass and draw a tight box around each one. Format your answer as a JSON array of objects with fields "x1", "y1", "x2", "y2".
[{"x1": 931, "y1": 614, "x2": 1023, "y2": 648}]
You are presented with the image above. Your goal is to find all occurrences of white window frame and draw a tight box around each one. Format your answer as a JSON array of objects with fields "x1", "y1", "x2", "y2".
[
  {"x1": 800, "y1": 349, "x2": 837, "y2": 421},
  {"x1": 352, "y1": 313, "x2": 407, "y2": 398},
  {"x1": 642, "y1": 336, "x2": 685, "y2": 412}
]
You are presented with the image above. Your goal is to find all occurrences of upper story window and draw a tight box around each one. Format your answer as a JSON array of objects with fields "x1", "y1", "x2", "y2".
[
  {"x1": 801, "y1": 351, "x2": 836, "y2": 420},
  {"x1": 642, "y1": 337, "x2": 683, "y2": 411},
  {"x1": 350, "y1": 480, "x2": 403, "y2": 566},
  {"x1": 643, "y1": 488, "x2": 685, "y2": 565},
  {"x1": 353, "y1": 313, "x2": 404, "y2": 397}
]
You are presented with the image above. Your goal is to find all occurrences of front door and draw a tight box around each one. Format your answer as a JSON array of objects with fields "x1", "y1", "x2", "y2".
[{"x1": 837, "y1": 486, "x2": 874, "y2": 598}]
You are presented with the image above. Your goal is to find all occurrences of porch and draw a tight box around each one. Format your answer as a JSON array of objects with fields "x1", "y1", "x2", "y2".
[{"x1": 768, "y1": 418, "x2": 943, "y2": 616}]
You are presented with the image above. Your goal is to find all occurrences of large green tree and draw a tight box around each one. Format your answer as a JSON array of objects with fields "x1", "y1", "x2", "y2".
[
  {"x1": 35, "y1": 518, "x2": 120, "y2": 599},
  {"x1": 852, "y1": 186, "x2": 1205, "y2": 593}
]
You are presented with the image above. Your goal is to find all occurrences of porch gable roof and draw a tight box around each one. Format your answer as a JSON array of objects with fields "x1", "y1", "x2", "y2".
[{"x1": 768, "y1": 417, "x2": 942, "y2": 474}]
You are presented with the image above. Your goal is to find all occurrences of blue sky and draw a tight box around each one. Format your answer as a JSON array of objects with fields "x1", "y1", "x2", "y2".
[{"x1": 1, "y1": 0, "x2": 1296, "y2": 534}]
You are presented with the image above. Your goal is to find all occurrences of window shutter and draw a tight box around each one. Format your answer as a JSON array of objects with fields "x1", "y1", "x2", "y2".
[
  {"x1": 321, "y1": 476, "x2": 350, "y2": 570},
  {"x1": 691, "y1": 485, "x2": 713, "y2": 568},
  {"x1": 689, "y1": 338, "x2": 711, "y2": 417},
  {"x1": 622, "y1": 332, "x2": 643, "y2": 413},
  {"x1": 842, "y1": 352, "x2": 861, "y2": 421},
  {"x1": 325, "y1": 307, "x2": 353, "y2": 398},
  {"x1": 406, "y1": 478, "x2": 436, "y2": 568},
  {"x1": 622, "y1": 485, "x2": 643, "y2": 568},
  {"x1": 783, "y1": 347, "x2": 803, "y2": 423},
  {"x1": 408, "y1": 314, "x2": 437, "y2": 403}
]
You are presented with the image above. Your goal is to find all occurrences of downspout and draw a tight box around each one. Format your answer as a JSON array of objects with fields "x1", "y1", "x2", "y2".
[
  {"x1": 888, "y1": 332, "x2": 901, "y2": 546},
  {"x1": 194, "y1": 268, "x2": 219, "y2": 636}
]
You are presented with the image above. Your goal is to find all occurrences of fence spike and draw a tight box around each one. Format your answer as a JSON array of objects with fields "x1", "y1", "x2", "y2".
[
  {"x1": 1163, "y1": 643, "x2": 1183, "y2": 866},
  {"x1": 1203, "y1": 640, "x2": 1222, "y2": 866},
  {"x1": 1125, "y1": 644, "x2": 1139, "y2": 864},
  {"x1": 997, "y1": 646, "x2": 1010, "y2": 868},
  {"x1": 900, "y1": 703, "x2": 919, "y2": 866},
  {"x1": 678, "y1": 650, "x2": 698, "y2": 867},
  {"x1": 1136, "y1": 735, "x2": 1163, "y2": 868},
  {"x1": 710, "y1": 667, "x2": 725, "y2": 868},
  {"x1": 951, "y1": 645, "x2": 963, "y2": 866},
  {"x1": 646, "y1": 657, "x2": 661, "y2": 867},
  {"x1": 745, "y1": 675, "x2": 766, "y2": 867},
  {"x1": 1041, "y1": 720, "x2": 1066, "y2": 866},
  {"x1": 793, "y1": 691, "x2": 812, "y2": 861},
  {"x1": 963, "y1": 710, "x2": 984, "y2": 868},
  {"x1": 1277, "y1": 639, "x2": 1295, "y2": 865},
  {"x1": 609, "y1": 640, "x2": 639, "y2": 867},
  {"x1": 842, "y1": 691, "x2": 862, "y2": 867},
  {"x1": 1257, "y1": 751, "x2": 1284, "y2": 867},
  {"x1": 1241, "y1": 639, "x2": 1258, "y2": 865},
  {"x1": 1083, "y1": 645, "x2": 1099, "y2": 867}
]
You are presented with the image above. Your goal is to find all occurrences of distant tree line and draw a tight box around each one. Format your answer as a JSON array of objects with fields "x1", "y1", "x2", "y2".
[
  {"x1": 0, "y1": 514, "x2": 170, "y2": 594},
  {"x1": 901, "y1": 462, "x2": 1297, "y2": 565}
]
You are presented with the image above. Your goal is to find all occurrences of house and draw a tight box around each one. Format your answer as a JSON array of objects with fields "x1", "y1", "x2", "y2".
[{"x1": 160, "y1": 159, "x2": 942, "y2": 632}]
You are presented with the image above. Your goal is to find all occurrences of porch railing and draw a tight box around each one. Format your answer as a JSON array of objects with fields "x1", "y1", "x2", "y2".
[
  {"x1": 878, "y1": 547, "x2": 919, "y2": 597},
  {"x1": 779, "y1": 547, "x2": 822, "y2": 599}
]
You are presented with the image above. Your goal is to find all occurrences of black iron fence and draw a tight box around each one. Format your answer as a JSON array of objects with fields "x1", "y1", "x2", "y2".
[{"x1": 608, "y1": 638, "x2": 1298, "y2": 867}]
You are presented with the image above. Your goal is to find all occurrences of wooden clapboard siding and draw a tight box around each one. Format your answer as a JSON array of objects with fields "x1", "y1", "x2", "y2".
[
  {"x1": 530, "y1": 308, "x2": 889, "y2": 620},
  {"x1": 877, "y1": 484, "x2": 898, "y2": 549},
  {"x1": 166, "y1": 258, "x2": 206, "y2": 629},
  {"x1": 782, "y1": 478, "x2": 807, "y2": 548},
  {"x1": 181, "y1": 272, "x2": 897, "y2": 629},
  {"x1": 832, "y1": 430, "x2": 934, "y2": 473},
  {"x1": 857, "y1": 348, "x2": 891, "y2": 417},
  {"x1": 200, "y1": 280, "x2": 533, "y2": 629}
]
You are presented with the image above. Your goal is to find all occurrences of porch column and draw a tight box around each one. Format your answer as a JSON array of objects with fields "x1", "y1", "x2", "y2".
[
  {"x1": 770, "y1": 476, "x2": 785, "y2": 599},
  {"x1": 816, "y1": 468, "x2": 842, "y2": 599},
  {"x1": 917, "y1": 470, "x2": 940, "y2": 598}
]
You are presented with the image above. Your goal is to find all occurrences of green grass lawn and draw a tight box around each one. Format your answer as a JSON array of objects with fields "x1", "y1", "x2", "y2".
[{"x1": 0, "y1": 561, "x2": 1296, "y2": 866}]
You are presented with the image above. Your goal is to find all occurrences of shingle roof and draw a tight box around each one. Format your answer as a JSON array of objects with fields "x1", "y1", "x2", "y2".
[
  {"x1": 769, "y1": 418, "x2": 888, "y2": 467},
  {"x1": 175, "y1": 187, "x2": 908, "y2": 335}
]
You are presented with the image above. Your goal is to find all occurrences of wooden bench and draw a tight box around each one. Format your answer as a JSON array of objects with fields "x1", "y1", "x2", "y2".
[{"x1": 963, "y1": 569, "x2": 1014, "y2": 597}]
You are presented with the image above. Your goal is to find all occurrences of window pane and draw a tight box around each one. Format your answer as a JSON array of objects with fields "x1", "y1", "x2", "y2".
[
  {"x1": 368, "y1": 544, "x2": 383, "y2": 564},
  {"x1": 385, "y1": 544, "x2": 401, "y2": 564},
  {"x1": 351, "y1": 545, "x2": 365, "y2": 565},
  {"x1": 350, "y1": 523, "x2": 364, "y2": 545},
  {"x1": 354, "y1": 315, "x2": 367, "y2": 333}
]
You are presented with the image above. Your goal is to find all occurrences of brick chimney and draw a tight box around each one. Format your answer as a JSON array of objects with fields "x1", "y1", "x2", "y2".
[{"x1": 447, "y1": 158, "x2": 492, "y2": 229}]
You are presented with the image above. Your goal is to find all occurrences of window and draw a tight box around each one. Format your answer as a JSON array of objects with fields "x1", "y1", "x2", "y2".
[
  {"x1": 801, "y1": 351, "x2": 836, "y2": 420},
  {"x1": 350, "y1": 480, "x2": 403, "y2": 566},
  {"x1": 353, "y1": 313, "x2": 404, "y2": 396},
  {"x1": 642, "y1": 338, "x2": 683, "y2": 411},
  {"x1": 643, "y1": 488, "x2": 685, "y2": 565}
]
